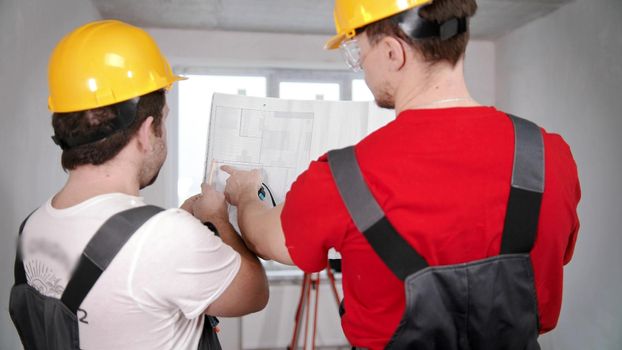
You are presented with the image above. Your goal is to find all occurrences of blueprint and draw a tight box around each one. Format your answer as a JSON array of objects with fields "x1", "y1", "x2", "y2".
[
  {"x1": 206, "y1": 106, "x2": 314, "y2": 203},
  {"x1": 205, "y1": 93, "x2": 393, "y2": 204}
]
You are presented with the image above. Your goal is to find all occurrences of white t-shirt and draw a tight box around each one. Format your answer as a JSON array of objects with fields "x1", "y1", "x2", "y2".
[{"x1": 20, "y1": 193, "x2": 241, "y2": 350}]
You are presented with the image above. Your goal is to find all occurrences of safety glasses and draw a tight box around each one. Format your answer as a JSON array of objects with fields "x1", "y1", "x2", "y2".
[{"x1": 340, "y1": 38, "x2": 363, "y2": 72}]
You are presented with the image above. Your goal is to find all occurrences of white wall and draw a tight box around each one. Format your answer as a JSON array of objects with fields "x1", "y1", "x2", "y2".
[
  {"x1": 0, "y1": 0, "x2": 101, "y2": 347},
  {"x1": 495, "y1": 0, "x2": 622, "y2": 348},
  {"x1": 465, "y1": 41, "x2": 496, "y2": 107},
  {"x1": 149, "y1": 28, "x2": 346, "y2": 71}
]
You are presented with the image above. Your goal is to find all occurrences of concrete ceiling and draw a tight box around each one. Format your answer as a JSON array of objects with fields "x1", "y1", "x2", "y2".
[{"x1": 91, "y1": 0, "x2": 574, "y2": 40}]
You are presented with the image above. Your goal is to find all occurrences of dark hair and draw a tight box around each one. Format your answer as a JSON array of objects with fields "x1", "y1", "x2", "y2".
[
  {"x1": 52, "y1": 89, "x2": 166, "y2": 170},
  {"x1": 364, "y1": 0, "x2": 478, "y2": 66}
]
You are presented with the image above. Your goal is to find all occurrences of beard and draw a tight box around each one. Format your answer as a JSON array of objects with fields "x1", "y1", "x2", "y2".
[
  {"x1": 372, "y1": 81, "x2": 395, "y2": 109},
  {"x1": 140, "y1": 169, "x2": 160, "y2": 190},
  {"x1": 139, "y1": 138, "x2": 167, "y2": 190},
  {"x1": 375, "y1": 94, "x2": 395, "y2": 109}
]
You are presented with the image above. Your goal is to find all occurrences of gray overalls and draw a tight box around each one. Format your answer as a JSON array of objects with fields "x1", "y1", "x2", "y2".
[
  {"x1": 328, "y1": 114, "x2": 543, "y2": 350},
  {"x1": 9, "y1": 205, "x2": 222, "y2": 350}
]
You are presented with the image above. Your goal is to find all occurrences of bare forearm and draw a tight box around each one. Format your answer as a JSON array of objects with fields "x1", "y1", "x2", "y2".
[
  {"x1": 237, "y1": 191, "x2": 271, "y2": 250},
  {"x1": 236, "y1": 192, "x2": 291, "y2": 264},
  {"x1": 221, "y1": 166, "x2": 293, "y2": 264}
]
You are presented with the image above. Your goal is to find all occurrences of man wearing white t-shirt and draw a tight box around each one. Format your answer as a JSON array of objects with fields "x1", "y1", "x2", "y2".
[{"x1": 10, "y1": 20, "x2": 268, "y2": 350}]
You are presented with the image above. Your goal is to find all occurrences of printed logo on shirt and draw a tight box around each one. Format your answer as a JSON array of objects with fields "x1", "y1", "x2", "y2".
[{"x1": 25, "y1": 259, "x2": 64, "y2": 297}]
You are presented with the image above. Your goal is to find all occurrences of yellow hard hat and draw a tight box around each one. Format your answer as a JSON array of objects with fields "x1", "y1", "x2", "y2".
[
  {"x1": 48, "y1": 20, "x2": 186, "y2": 113},
  {"x1": 325, "y1": 0, "x2": 434, "y2": 50}
]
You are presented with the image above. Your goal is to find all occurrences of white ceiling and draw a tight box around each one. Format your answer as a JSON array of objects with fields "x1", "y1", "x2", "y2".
[{"x1": 91, "y1": 0, "x2": 574, "y2": 40}]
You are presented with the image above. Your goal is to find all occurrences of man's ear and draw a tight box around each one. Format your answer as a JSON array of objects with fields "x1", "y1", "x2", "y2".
[
  {"x1": 382, "y1": 36, "x2": 407, "y2": 72},
  {"x1": 136, "y1": 116, "x2": 155, "y2": 152}
]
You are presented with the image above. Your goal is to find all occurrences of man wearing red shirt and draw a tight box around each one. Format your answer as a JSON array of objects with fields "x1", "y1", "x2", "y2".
[{"x1": 223, "y1": 0, "x2": 580, "y2": 349}]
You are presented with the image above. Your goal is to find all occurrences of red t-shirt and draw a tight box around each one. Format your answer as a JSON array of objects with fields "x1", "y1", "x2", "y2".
[{"x1": 281, "y1": 107, "x2": 580, "y2": 349}]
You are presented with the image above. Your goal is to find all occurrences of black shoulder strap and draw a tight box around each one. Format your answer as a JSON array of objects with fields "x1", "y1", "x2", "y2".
[
  {"x1": 328, "y1": 146, "x2": 428, "y2": 281},
  {"x1": 500, "y1": 114, "x2": 545, "y2": 254},
  {"x1": 61, "y1": 205, "x2": 164, "y2": 313},
  {"x1": 327, "y1": 114, "x2": 545, "y2": 281},
  {"x1": 14, "y1": 210, "x2": 37, "y2": 285}
]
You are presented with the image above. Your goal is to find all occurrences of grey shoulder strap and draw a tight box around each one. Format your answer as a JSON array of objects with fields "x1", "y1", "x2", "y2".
[
  {"x1": 61, "y1": 205, "x2": 164, "y2": 313},
  {"x1": 500, "y1": 114, "x2": 545, "y2": 254}
]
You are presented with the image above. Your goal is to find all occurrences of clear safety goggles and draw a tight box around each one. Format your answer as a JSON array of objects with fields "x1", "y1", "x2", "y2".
[{"x1": 340, "y1": 38, "x2": 363, "y2": 72}]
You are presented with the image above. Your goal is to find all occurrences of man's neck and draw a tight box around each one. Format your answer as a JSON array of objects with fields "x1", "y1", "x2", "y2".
[
  {"x1": 52, "y1": 163, "x2": 140, "y2": 209},
  {"x1": 394, "y1": 60, "x2": 480, "y2": 115}
]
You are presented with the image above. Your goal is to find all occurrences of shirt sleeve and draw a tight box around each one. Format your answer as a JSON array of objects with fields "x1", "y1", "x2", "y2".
[
  {"x1": 129, "y1": 209, "x2": 241, "y2": 319},
  {"x1": 547, "y1": 133, "x2": 582, "y2": 265},
  {"x1": 281, "y1": 154, "x2": 351, "y2": 272},
  {"x1": 564, "y1": 166, "x2": 582, "y2": 265}
]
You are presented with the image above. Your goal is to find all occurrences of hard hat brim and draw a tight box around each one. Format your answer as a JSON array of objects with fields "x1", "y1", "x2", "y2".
[
  {"x1": 161, "y1": 73, "x2": 189, "y2": 91},
  {"x1": 171, "y1": 74, "x2": 189, "y2": 85},
  {"x1": 324, "y1": 33, "x2": 346, "y2": 50},
  {"x1": 161, "y1": 74, "x2": 188, "y2": 91}
]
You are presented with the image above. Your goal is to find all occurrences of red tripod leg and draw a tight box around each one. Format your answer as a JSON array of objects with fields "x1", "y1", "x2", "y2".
[
  {"x1": 302, "y1": 273, "x2": 313, "y2": 349},
  {"x1": 311, "y1": 273, "x2": 321, "y2": 350},
  {"x1": 290, "y1": 264, "x2": 343, "y2": 350},
  {"x1": 289, "y1": 273, "x2": 310, "y2": 350}
]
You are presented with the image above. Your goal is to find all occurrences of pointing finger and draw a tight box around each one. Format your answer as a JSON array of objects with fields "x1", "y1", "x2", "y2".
[{"x1": 221, "y1": 165, "x2": 237, "y2": 175}]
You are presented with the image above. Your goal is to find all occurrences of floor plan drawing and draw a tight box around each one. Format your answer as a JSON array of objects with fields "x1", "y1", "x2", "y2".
[
  {"x1": 204, "y1": 93, "x2": 392, "y2": 205},
  {"x1": 207, "y1": 103, "x2": 314, "y2": 203}
]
